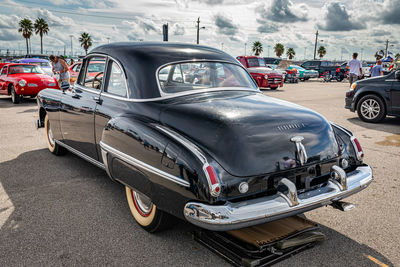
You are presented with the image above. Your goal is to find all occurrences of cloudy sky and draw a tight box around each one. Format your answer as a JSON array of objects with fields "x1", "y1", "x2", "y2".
[{"x1": 0, "y1": 0, "x2": 399, "y2": 61}]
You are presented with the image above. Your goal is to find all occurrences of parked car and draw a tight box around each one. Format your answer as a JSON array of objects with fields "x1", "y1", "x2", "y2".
[
  {"x1": 236, "y1": 56, "x2": 283, "y2": 89},
  {"x1": 69, "y1": 60, "x2": 105, "y2": 83},
  {"x1": 36, "y1": 42, "x2": 372, "y2": 233},
  {"x1": 301, "y1": 60, "x2": 337, "y2": 77},
  {"x1": 0, "y1": 63, "x2": 59, "y2": 103},
  {"x1": 246, "y1": 67, "x2": 284, "y2": 89},
  {"x1": 345, "y1": 70, "x2": 400, "y2": 122},
  {"x1": 17, "y1": 58, "x2": 53, "y2": 77},
  {"x1": 288, "y1": 65, "x2": 319, "y2": 80},
  {"x1": 264, "y1": 57, "x2": 282, "y2": 69}
]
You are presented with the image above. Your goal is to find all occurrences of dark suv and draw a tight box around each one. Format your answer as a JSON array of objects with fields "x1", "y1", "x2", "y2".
[
  {"x1": 345, "y1": 70, "x2": 400, "y2": 122},
  {"x1": 301, "y1": 60, "x2": 337, "y2": 77}
]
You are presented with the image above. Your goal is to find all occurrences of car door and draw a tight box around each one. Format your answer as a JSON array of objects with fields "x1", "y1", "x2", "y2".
[
  {"x1": 390, "y1": 71, "x2": 400, "y2": 114},
  {"x1": 0, "y1": 66, "x2": 8, "y2": 93},
  {"x1": 94, "y1": 58, "x2": 129, "y2": 162},
  {"x1": 59, "y1": 56, "x2": 107, "y2": 160}
]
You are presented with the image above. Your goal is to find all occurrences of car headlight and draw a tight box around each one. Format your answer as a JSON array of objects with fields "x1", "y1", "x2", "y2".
[
  {"x1": 19, "y1": 79, "x2": 27, "y2": 87},
  {"x1": 350, "y1": 82, "x2": 357, "y2": 90},
  {"x1": 264, "y1": 75, "x2": 268, "y2": 79}
]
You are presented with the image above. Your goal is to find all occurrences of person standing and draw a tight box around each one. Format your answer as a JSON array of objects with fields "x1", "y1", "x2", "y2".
[
  {"x1": 371, "y1": 60, "x2": 383, "y2": 77},
  {"x1": 347, "y1": 52, "x2": 362, "y2": 85},
  {"x1": 50, "y1": 55, "x2": 70, "y2": 89}
]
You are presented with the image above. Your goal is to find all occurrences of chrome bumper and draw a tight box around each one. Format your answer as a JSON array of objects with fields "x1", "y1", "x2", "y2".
[{"x1": 184, "y1": 165, "x2": 372, "y2": 231}]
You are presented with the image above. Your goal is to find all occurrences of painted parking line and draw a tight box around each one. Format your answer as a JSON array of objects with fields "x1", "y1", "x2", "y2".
[{"x1": 366, "y1": 255, "x2": 389, "y2": 267}]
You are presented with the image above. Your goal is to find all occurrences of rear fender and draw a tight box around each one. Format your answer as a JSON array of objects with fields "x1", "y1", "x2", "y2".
[{"x1": 99, "y1": 117, "x2": 212, "y2": 218}]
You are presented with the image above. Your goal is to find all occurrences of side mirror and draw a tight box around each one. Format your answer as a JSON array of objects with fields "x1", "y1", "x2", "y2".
[{"x1": 395, "y1": 70, "x2": 400, "y2": 80}]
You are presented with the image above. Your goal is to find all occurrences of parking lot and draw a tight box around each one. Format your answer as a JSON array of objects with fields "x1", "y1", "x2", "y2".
[{"x1": 0, "y1": 80, "x2": 399, "y2": 266}]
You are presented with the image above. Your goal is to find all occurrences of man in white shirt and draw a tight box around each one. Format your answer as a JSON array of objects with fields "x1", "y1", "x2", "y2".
[{"x1": 347, "y1": 53, "x2": 362, "y2": 85}]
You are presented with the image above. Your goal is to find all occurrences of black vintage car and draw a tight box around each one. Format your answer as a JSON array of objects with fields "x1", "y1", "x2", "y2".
[
  {"x1": 345, "y1": 70, "x2": 400, "y2": 122},
  {"x1": 36, "y1": 42, "x2": 372, "y2": 232}
]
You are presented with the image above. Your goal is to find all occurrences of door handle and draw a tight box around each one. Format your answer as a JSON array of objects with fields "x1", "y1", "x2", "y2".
[{"x1": 93, "y1": 96, "x2": 102, "y2": 104}]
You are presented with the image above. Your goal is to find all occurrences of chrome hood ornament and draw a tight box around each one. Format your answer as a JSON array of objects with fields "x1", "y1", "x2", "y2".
[{"x1": 290, "y1": 136, "x2": 308, "y2": 166}]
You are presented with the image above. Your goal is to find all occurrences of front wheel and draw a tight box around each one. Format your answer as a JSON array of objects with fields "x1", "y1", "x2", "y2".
[
  {"x1": 44, "y1": 114, "x2": 67, "y2": 155},
  {"x1": 125, "y1": 186, "x2": 174, "y2": 232},
  {"x1": 357, "y1": 95, "x2": 386, "y2": 123},
  {"x1": 11, "y1": 85, "x2": 20, "y2": 104}
]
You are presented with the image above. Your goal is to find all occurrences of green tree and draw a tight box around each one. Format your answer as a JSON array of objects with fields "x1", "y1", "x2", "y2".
[
  {"x1": 18, "y1": 18, "x2": 33, "y2": 55},
  {"x1": 79, "y1": 32, "x2": 93, "y2": 55},
  {"x1": 274, "y1": 43, "x2": 284, "y2": 58},
  {"x1": 318, "y1": 46, "x2": 327, "y2": 58},
  {"x1": 252, "y1": 41, "x2": 263, "y2": 56},
  {"x1": 286, "y1": 47, "x2": 295, "y2": 59},
  {"x1": 395, "y1": 53, "x2": 400, "y2": 61},
  {"x1": 34, "y1": 18, "x2": 49, "y2": 54}
]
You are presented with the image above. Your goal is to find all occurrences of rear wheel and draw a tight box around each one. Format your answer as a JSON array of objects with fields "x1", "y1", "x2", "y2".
[
  {"x1": 44, "y1": 114, "x2": 67, "y2": 155},
  {"x1": 125, "y1": 186, "x2": 174, "y2": 232},
  {"x1": 357, "y1": 95, "x2": 386, "y2": 123},
  {"x1": 11, "y1": 85, "x2": 20, "y2": 104}
]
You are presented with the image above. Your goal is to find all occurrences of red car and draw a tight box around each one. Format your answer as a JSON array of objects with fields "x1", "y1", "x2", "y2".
[
  {"x1": 69, "y1": 61, "x2": 105, "y2": 83},
  {"x1": 236, "y1": 56, "x2": 283, "y2": 90},
  {"x1": 0, "y1": 63, "x2": 59, "y2": 104}
]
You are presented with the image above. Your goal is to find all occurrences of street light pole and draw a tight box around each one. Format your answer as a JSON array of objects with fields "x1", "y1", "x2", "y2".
[
  {"x1": 385, "y1": 39, "x2": 389, "y2": 57},
  {"x1": 244, "y1": 43, "x2": 247, "y2": 56},
  {"x1": 107, "y1": 37, "x2": 110, "y2": 44},
  {"x1": 313, "y1": 30, "x2": 319, "y2": 60},
  {"x1": 69, "y1": 35, "x2": 73, "y2": 56}
]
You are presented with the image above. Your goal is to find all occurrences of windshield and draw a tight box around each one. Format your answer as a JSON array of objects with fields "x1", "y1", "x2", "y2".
[
  {"x1": 158, "y1": 62, "x2": 257, "y2": 94},
  {"x1": 9, "y1": 65, "x2": 44, "y2": 74},
  {"x1": 247, "y1": 58, "x2": 266, "y2": 67},
  {"x1": 291, "y1": 65, "x2": 305, "y2": 71}
]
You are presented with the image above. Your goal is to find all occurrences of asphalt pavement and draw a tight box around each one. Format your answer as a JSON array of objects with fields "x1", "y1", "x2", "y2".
[{"x1": 0, "y1": 80, "x2": 398, "y2": 266}]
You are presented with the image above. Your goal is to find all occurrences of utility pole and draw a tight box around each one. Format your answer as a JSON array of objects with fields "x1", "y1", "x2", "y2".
[
  {"x1": 304, "y1": 47, "x2": 307, "y2": 60},
  {"x1": 244, "y1": 43, "x2": 247, "y2": 56},
  {"x1": 196, "y1": 17, "x2": 205, "y2": 44},
  {"x1": 69, "y1": 35, "x2": 73, "y2": 56},
  {"x1": 385, "y1": 39, "x2": 389, "y2": 57},
  {"x1": 107, "y1": 37, "x2": 110, "y2": 44},
  {"x1": 162, "y1": 24, "x2": 168, "y2": 42},
  {"x1": 313, "y1": 30, "x2": 319, "y2": 60}
]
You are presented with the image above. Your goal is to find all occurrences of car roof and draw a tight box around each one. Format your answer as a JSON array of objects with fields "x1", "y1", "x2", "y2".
[
  {"x1": 90, "y1": 42, "x2": 237, "y2": 99},
  {"x1": 19, "y1": 58, "x2": 49, "y2": 63}
]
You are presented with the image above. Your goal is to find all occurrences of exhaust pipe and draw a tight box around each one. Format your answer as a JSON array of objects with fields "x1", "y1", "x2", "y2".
[{"x1": 330, "y1": 201, "x2": 355, "y2": 212}]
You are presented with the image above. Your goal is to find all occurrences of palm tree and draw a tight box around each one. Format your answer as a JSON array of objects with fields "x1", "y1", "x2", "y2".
[
  {"x1": 318, "y1": 46, "x2": 327, "y2": 58},
  {"x1": 18, "y1": 18, "x2": 33, "y2": 55},
  {"x1": 252, "y1": 41, "x2": 263, "y2": 56},
  {"x1": 286, "y1": 48, "x2": 295, "y2": 60},
  {"x1": 395, "y1": 53, "x2": 400, "y2": 61},
  {"x1": 274, "y1": 43, "x2": 284, "y2": 58},
  {"x1": 79, "y1": 32, "x2": 93, "y2": 55},
  {"x1": 34, "y1": 18, "x2": 49, "y2": 54}
]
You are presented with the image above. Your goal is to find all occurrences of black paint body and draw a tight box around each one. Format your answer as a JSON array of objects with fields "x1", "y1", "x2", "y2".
[{"x1": 37, "y1": 42, "x2": 363, "y2": 220}]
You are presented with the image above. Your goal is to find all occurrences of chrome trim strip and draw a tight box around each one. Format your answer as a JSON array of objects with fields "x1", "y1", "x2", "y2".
[
  {"x1": 331, "y1": 122, "x2": 353, "y2": 137},
  {"x1": 184, "y1": 165, "x2": 373, "y2": 231},
  {"x1": 154, "y1": 124, "x2": 207, "y2": 164},
  {"x1": 99, "y1": 141, "x2": 190, "y2": 188},
  {"x1": 55, "y1": 140, "x2": 105, "y2": 170},
  {"x1": 73, "y1": 84, "x2": 101, "y2": 95}
]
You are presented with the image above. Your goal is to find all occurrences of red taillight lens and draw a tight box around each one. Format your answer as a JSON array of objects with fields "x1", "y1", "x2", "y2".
[
  {"x1": 351, "y1": 136, "x2": 364, "y2": 160},
  {"x1": 204, "y1": 164, "x2": 220, "y2": 197}
]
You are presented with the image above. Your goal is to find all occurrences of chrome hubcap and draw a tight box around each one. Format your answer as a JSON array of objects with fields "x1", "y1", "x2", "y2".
[
  {"x1": 133, "y1": 191, "x2": 153, "y2": 214},
  {"x1": 361, "y1": 99, "x2": 380, "y2": 119}
]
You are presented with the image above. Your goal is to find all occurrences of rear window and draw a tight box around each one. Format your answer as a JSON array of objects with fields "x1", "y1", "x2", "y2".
[{"x1": 158, "y1": 61, "x2": 257, "y2": 94}]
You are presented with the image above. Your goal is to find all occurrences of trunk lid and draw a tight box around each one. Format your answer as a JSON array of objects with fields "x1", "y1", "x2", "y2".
[{"x1": 160, "y1": 91, "x2": 339, "y2": 177}]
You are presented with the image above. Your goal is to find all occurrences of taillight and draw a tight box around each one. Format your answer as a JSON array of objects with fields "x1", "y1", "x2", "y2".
[
  {"x1": 203, "y1": 164, "x2": 221, "y2": 197},
  {"x1": 351, "y1": 136, "x2": 364, "y2": 161}
]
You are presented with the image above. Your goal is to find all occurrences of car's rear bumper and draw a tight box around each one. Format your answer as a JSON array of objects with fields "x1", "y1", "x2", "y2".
[{"x1": 184, "y1": 165, "x2": 372, "y2": 231}]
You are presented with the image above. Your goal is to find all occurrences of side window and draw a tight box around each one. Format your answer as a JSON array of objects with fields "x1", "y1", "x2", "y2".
[
  {"x1": 321, "y1": 61, "x2": 328, "y2": 67},
  {"x1": 1, "y1": 67, "x2": 7, "y2": 75},
  {"x1": 78, "y1": 57, "x2": 106, "y2": 90},
  {"x1": 106, "y1": 61, "x2": 127, "y2": 97},
  {"x1": 302, "y1": 62, "x2": 310, "y2": 67}
]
